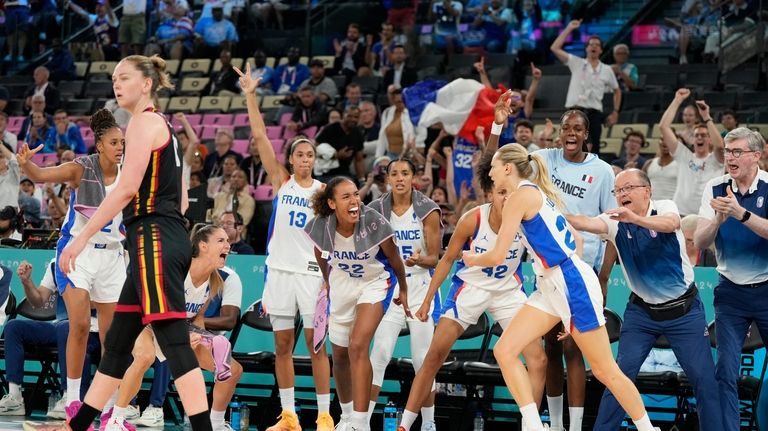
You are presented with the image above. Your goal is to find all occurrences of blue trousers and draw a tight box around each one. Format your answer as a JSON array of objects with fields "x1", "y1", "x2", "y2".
[
  {"x1": 147, "y1": 360, "x2": 170, "y2": 407},
  {"x1": 4, "y1": 319, "x2": 100, "y2": 398},
  {"x1": 713, "y1": 277, "x2": 768, "y2": 431},
  {"x1": 594, "y1": 296, "x2": 722, "y2": 431}
]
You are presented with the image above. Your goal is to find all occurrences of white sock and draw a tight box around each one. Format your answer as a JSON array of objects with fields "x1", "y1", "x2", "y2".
[
  {"x1": 279, "y1": 387, "x2": 295, "y2": 413},
  {"x1": 520, "y1": 403, "x2": 543, "y2": 429},
  {"x1": 421, "y1": 406, "x2": 435, "y2": 423},
  {"x1": 632, "y1": 413, "x2": 655, "y2": 431},
  {"x1": 104, "y1": 391, "x2": 118, "y2": 413},
  {"x1": 8, "y1": 383, "x2": 21, "y2": 398},
  {"x1": 317, "y1": 393, "x2": 331, "y2": 414},
  {"x1": 112, "y1": 406, "x2": 127, "y2": 421},
  {"x1": 351, "y1": 411, "x2": 367, "y2": 430},
  {"x1": 366, "y1": 401, "x2": 376, "y2": 422},
  {"x1": 66, "y1": 378, "x2": 81, "y2": 405},
  {"x1": 568, "y1": 407, "x2": 583, "y2": 431},
  {"x1": 211, "y1": 409, "x2": 226, "y2": 427},
  {"x1": 400, "y1": 410, "x2": 418, "y2": 431},
  {"x1": 546, "y1": 395, "x2": 563, "y2": 429},
  {"x1": 340, "y1": 401, "x2": 354, "y2": 418}
]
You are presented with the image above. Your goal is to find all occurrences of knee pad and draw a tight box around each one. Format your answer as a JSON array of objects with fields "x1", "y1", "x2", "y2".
[
  {"x1": 152, "y1": 319, "x2": 199, "y2": 379},
  {"x1": 100, "y1": 312, "x2": 145, "y2": 378}
]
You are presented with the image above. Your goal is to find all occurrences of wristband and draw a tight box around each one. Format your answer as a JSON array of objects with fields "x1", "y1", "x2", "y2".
[{"x1": 491, "y1": 122, "x2": 504, "y2": 136}]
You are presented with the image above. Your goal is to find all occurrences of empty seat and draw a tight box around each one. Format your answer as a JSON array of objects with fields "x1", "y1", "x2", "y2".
[
  {"x1": 181, "y1": 58, "x2": 212, "y2": 76},
  {"x1": 164, "y1": 59, "x2": 180, "y2": 76},
  {"x1": 167, "y1": 96, "x2": 200, "y2": 113},
  {"x1": 202, "y1": 113, "x2": 234, "y2": 126},
  {"x1": 179, "y1": 77, "x2": 210, "y2": 95},
  {"x1": 701, "y1": 92, "x2": 736, "y2": 110},
  {"x1": 600, "y1": 138, "x2": 623, "y2": 158},
  {"x1": 233, "y1": 113, "x2": 250, "y2": 128},
  {"x1": 65, "y1": 99, "x2": 94, "y2": 116},
  {"x1": 621, "y1": 92, "x2": 656, "y2": 111},
  {"x1": 200, "y1": 126, "x2": 217, "y2": 140},
  {"x1": 352, "y1": 76, "x2": 381, "y2": 94},
  {"x1": 88, "y1": 61, "x2": 118, "y2": 78},
  {"x1": 156, "y1": 97, "x2": 170, "y2": 112},
  {"x1": 265, "y1": 126, "x2": 282, "y2": 140},
  {"x1": 58, "y1": 81, "x2": 84, "y2": 99},
  {"x1": 75, "y1": 62, "x2": 89, "y2": 78},
  {"x1": 198, "y1": 96, "x2": 231, "y2": 113},
  {"x1": 83, "y1": 80, "x2": 115, "y2": 99},
  {"x1": 609, "y1": 123, "x2": 649, "y2": 139},
  {"x1": 252, "y1": 185, "x2": 274, "y2": 201},
  {"x1": 277, "y1": 56, "x2": 308, "y2": 66},
  {"x1": 232, "y1": 139, "x2": 249, "y2": 157},
  {"x1": 644, "y1": 73, "x2": 679, "y2": 91},
  {"x1": 229, "y1": 96, "x2": 247, "y2": 112},
  {"x1": 311, "y1": 56, "x2": 334, "y2": 69},
  {"x1": 261, "y1": 95, "x2": 284, "y2": 110}
]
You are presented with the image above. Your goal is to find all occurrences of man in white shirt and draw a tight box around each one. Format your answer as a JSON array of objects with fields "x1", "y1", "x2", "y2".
[
  {"x1": 551, "y1": 19, "x2": 621, "y2": 157},
  {"x1": 0, "y1": 113, "x2": 18, "y2": 152},
  {"x1": 660, "y1": 88, "x2": 724, "y2": 216}
]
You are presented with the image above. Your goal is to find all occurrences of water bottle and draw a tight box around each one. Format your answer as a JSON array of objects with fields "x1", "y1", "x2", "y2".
[
  {"x1": 230, "y1": 397, "x2": 241, "y2": 431},
  {"x1": 240, "y1": 402, "x2": 250, "y2": 430},
  {"x1": 47, "y1": 392, "x2": 59, "y2": 414},
  {"x1": 473, "y1": 411, "x2": 484, "y2": 431},
  {"x1": 383, "y1": 401, "x2": 397, "y2": 431},
  {"x1": 396, "y1": 407, "x2": 403, "y2": 427},
  {"x1": 294, "y1": 400, "x2": 302, "y2": 420}
]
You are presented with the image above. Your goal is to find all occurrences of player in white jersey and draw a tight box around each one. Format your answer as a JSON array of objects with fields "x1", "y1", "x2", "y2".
[
  {"x1": 102, "y1": 225, "x2": 243, "y2": 431},
  {"x1": 236, "y1": 64, "x2": 335, "y2": 431},
  {"x1": 533, "y1": 109, "x2": 615, "y2": 431},
  {"x1": 462, "y1": 143, "x2": 657, "y2": 431},
  {"x1": 16, "y1": 109, "x2": 127, "y2": 413},
  {"x1": 367, "y1": 158, "x2": 442, "y2": 430},
  {"x1": 307, "y1": 177, "x2": 409, "y2": 431},
  {"x1": 397, "y1": 153, "x2": 547, "y2": 431}
]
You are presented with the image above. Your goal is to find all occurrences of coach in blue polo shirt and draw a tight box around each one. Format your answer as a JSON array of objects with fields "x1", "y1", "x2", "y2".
[
  {"x1": 568, "y1": 168, "x2": 721, "y2": 431},
  {"x1": 694, "y1": 127, "x2": 768, "y2": 431}
]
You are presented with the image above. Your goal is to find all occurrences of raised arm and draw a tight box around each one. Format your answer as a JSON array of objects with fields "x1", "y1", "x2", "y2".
[
  {"x1": 474, "y1": 58, "x2": 492, "y2": 88},
  {"x1": 566, "y1": 214, "x2": 609, "y2": 235},
  {"x1": 486, "y1": 90, "x2": 516, "y2": 154},
  {"x1": 604, "y1": 207, "x2": 680, "y2": 233},
  {"x1": 175, "y1": 112, "x2": 201, "y2": 166},
  {"x1": 16, "y1": 143, "x2": 83, "y2": 185},
  {"x1": 234, "y1": 63, "x2": 289, "y2": 190},
  {"x1": 443, "y1": 146, "x2": 458, "y2": 206},
  {"x1": 551, "y1": 19, "x2": 581, "y2": 64},
  {"x1": 660, "y1": 88, "x2": 690, "y2": 156},
  {"x1": 695, "y1": 100, "x2": 724, "y2": 164},
  {"x1": 524, "y1": 63, "x2": 541, "y2": 118},
  {"x1": 66, "y1": 1, "x2": 90, "y2": 20}
]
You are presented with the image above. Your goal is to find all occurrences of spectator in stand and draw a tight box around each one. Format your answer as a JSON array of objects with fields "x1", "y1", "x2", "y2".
[
  {"x1": 383, "y1": 45, "x2": 417, "y2": 89},
  {"x1": 678, "y1": 103, "x2": 703, "y2": 147},
  {"x1": 148, "y1": 1, "x2": 194, "y2": 60},
  {"x1": 333, "y1": 23, "x2": 370, "y2": 79},
  {"x1": 46, "y1": 39, "x2": 77, "y2": 83},
  {"x1": 512, "y1": 120, "x2": 539, "y2": 152},
  {"x1": 660, "y1": 89, "x2": 724, "y2": 216},
  {"x1": 58, "y1": 150, "x2": 76, "y2": 164},
  {"x1": 241, "y1": 50, "x2": 275, "y2": 95},
  {"x1": 327, "y1": 108, "x2": 342, "y2": 126},
  {"x1": 119, "y1": 0, "x2": 147, "y2": 57},
  {"x1": 194, "y1": 4, "x2": 239, "y2": 59},
  {"x1": 174, "y1": 113, "x2": 206, "y2": 188},
  {"x1": 24, "y1": 67, "x2": 61, "y2": 115},
  {"x1": 430, "y1": 0, "x2": 463, "y2": 55},
  {"x1": 536, "y1": 119, "x2": 557, "y2": 149},
  {"x1": 240, "y1": 137, "x2": 269, "y2": 187},
  {"x1": 287, "y1": 86, "x2": 328, "y2": 133},
  {"x1": 472, "y1": 0, "x2": 514, "y2": 53},
  {"x1": 611, "y1": 131, "x2": 649, "y2": 173},
  {"x1": 0, "y1": 113, "x2": 19, "y2": 153},
  {"x1": 551, "y1": 20, "x2": 621, "y2": 156},
  {"x1": 219, "y1": 211, "x2": 254, "y2": 255},
  {"x1": 375, "y1": 88, "x2": 417, "y2": 159},
  {"x1": 359, "y1": 101, "x2": 380, "y2": 143},
  {"x1": 204, "y1": 127, "x2": 242, "y2": 178},
  {"x1": 336, "y1": 82, "x2": 363, "y2": 111},
  {"x1": 212, "y1": 168, "x2": 255, "y2": 230},
  {"x1": 205, "y1": 49, "x2": 240, "y2": 95},
  {"x1": 385, "y1": 0, "x2": 418, "y2": 35},
  {"x1": 250, "y1": 0, "x2": 290, "y2": 30},
  {"x1": 66, "y1": 0, "x2": 120, "y2": 61},
  {"x1": 53, "y1": 110, "x2": 86, "y2": 154},
  {"x1": 642, "y1": 139, "x2": 678, "y2": 201},
  {"x1": 300, "y1": 59, "x2": 338, "y2": 104},
  {"x1": 675, "y1": 0, "x2": 719, "y2": 64},
  {"x1": 19, "y1": 176, "x2": 39, "y2": 201},
  {"x1": 508, "y1": 0, "x2": 542, "y2": 59},
  {"x1": 720, "y1": 110, "x2": 739, "y2": 138},
  {"x1": 272, "y1": 46, "x2": 310, "y2": 96},
  {"x1": 190, "y1": 171, "x2": 206, "y2": 188},
  {"x1": 0, "y1": 86, "x2": 9, "y2": 114},
  {"x1": 359, "y1": 155, "x2": 392, "y2": 201},
  {"x1": 157, "y1": 0, "x2": 190, "y2": 21},
  {"x1": 199, "y1": 0, "x2": 244, "y2": 21},
  {"x1": 0, "y1": 145, "x2": 21, "y2": 210},
  {"x1": 27, "y1": 111, "x2": 58, "y2": 153},
  {"x1": 4, "y1": 0, "x2": 30, "y2": 62},
  {"x1": 19, "y1": 96, "x2": 54, "y2": 142},
  {"x1": 703, "y1": 0, "x2": 757, "y2": 61},
  {"x1": 681, "y1": 214, "x2": 716, "y2": 267},
  {"x1": 0, "y1": 206, "x2": 23, "y2": 242},
  {"x1": 368, "y1": 22, "x2": 405, "y2": 76},
  {"x1": 315, "y1": 106, "x2": 365, "y2": 182},
  {"x1": 611, "y1": 44, "x2": 639, "y2": 92},
  {"x1": 207, "y1": 153, "x2": 240, "y2": 197}
]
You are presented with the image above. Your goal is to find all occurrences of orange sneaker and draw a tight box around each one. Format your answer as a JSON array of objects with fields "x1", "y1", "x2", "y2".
[
  {"x1": 266, "y1": 410, "x2": 302, "y2": 431},
  {"x1": 316, "y1": 412, "x2": 335, "y2": 431}
]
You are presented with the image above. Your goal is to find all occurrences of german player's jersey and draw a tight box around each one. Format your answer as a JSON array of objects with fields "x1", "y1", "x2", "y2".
[{"x1": 123, "y1": 107, "x2": 185, "y2": 226}]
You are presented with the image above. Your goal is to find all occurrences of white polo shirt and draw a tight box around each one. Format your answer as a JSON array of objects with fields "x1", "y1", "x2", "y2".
[
  {"x1": 564, "y1": 54, "x2": 619, "y2": 111},
  {"x1": 672, "y1": 143, "x2": 724, "y2": 216}
]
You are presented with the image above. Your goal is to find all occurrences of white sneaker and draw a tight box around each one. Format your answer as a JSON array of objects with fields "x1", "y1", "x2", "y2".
[
  {"x1": 125, "y1": 405, "x2": 141, "y2": 422},
  {"x1": 421, "y1": 420, "x2": 436, "y2": 431},
  {"x1": 213, "y1": 422, "x2": 234, "y2": 431},
  {"x1": 0, "y1": 394, "x2": 25, "y2": 415},
  {"x1": 103, "y1": 416, "x2": 132, "y2": 431},
  {"x1": 136, "y1": 405, "x2": 164, "y2": 427},
  {"x1": 47, "y1": 397, "x2": 67, "y2": 419},
  {"x1": 335, "y1": 414, "x2": 351, "y2": 431}
]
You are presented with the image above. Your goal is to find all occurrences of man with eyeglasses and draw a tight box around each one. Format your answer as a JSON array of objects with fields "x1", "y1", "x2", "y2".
[
  {"x1": 219, "y1": 210, "x2": 255, "y2": 255},
  {"x1": 694, "y1": 127, "x2": 768, "y2": 431},
  {"x1": 567, "y1": 168, "x2": 722, "y2": 431},
  {"x1": 660, "y1": 88, "x2": 724, "y2": 216}
]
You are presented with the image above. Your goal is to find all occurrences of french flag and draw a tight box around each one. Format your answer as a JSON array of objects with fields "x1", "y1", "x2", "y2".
[
  {"x1": 582, "y1": 174, "x2": 594, "y2": 183},
  {"x1": 402, "y1": 79, "x2": 503, "y2": 145}
]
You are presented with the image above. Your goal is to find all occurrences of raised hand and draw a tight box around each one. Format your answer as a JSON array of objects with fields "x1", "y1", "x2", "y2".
[
  {"x1": 474, "y1": 57, "x2": 486, "y2": 74},
  {"x1": 675, "y1": 88, "x2": 691, "y2": 101},
  {"x1": 16, "y1": 261, "x2": 32, "y2": 282},
  {"x1": 233, "y1": 62, "x2": 262, "y2": 95},
  {"x1": 567, "y1": 19, "x2": 582, "y2": 31},
  {"x1": 333, "y1": 38, "x2": 343, "y2": 56},
  {"x1": 695, "y1": 100, "x2": 711, "y2": 120},
  {"x1": 173, "y1": 112, "x2": 188, "y2": 122},
  {"x1": 16, "y1": 143, "x2": 44, "y2": 166},
  {"x1": 531, "y1": 62, "x2": 542, "y2": 80},
  {"x1": 493, "y1": 90, "x2": 514, "y2": 124}
]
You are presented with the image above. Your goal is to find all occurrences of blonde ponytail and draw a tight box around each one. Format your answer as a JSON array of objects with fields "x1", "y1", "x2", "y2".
[
  {"x1": 528, "y1": 152, "x2": 563, "y2": 209},
  {"x1": 494, "y1": 144, "x2": 563, "y2": 208}
]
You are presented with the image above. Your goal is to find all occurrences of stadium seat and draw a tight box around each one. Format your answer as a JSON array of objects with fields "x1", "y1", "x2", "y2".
[
  {"x1": 229, "y1": 96, "x2": 248, "y2": 112},
  {"x1": 600, "y1": 138, "x2": 623, "y2": 158},
  {"x1": 88, "y1": 61, "x2": 118, "y2": 79},
  {"x1": 181, "y1": 58, "x2": 212, "y2": 76},
  {"x1": 271, "y1": 138, "x2": 284, "y2": 154},
  {"x1": 233, "y1": 113, "x2": 250, "y2": 128},
  {"x1": 202, "y1": 113, "x2": 234, "y2": 126},
  {"x1": 58, "y1": 81, "x2": 84, "y2": 99},
  {"x1": 167, "y1": 96, "x2": 200, "y2": 113},
  {"x1": 200, "y1": 126, "x2": 217, "y2": 140},
  {"x1": 232, "y1": 139, "x2": 249, "y2": 157},
  {"x1": 609, "y1": 123, "x2": 649, "y2": 139},
  {"x1": 642, "y1": 137, "x2": 660, "y2": 156},
  {"x1": 198, "y1": 96, "x2": 231, "y2": 113},
  {"x1": 164, "y1": 59, "x2": 180, "y2": 76},
  {"x1": 156, "y1": 97, "x2": 170, "y2": 112},
  {"x1": 65, "y1": 99, "x2": 95, "y2": 116},
  {"x1": 311, "y1": 56, "x2": 334, "y2": 69},
  {"x1": 252, "y1": 185, "x2": 274, "y2": 201},
  {"x1": 277, "y1": 56, "x2": 308, "y2": 66},
  {"x1": 179, "y1": 77, "x2": 210, "y2": 95},
  {"x1": 8, "y1": 116, "x2": 25, "y2": 132},
  {"x1": 747, "y1": 124, "x2": 768, "y2": 137},
  {"x1": 213, "y1": 57, "x2": 243, "y2": 73},
  {"x1": 83, "y1": 80, "x2": 115, "y2": 99},
  {"x1": 261, "y1": 95, "x2": 284, "y2": 110},
  {"x1": 171, "y1": 113, "x2": 201, "y2": 128},
  {"x1": 352, "y1": 76, "x2": 382, "y2": 94},
  {"x1": 265, "y1": 126, "x2": 282, "y2": 140},
  {"x1": 75, "y1": 61, "x2": 89, "y2": 79},
  {"x1": 303, "y1": 126, "x2": 318, "y2": 139}
]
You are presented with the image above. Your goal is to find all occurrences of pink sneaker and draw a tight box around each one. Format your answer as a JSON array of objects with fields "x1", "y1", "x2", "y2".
[
  {"x1": 65, "y1": 401, "x2": 94, "y2": 431},
  {"x1": 211, "y1": 334, "x2": 233, "y2": 382},
  {"x1": 99, "y1": 408, "x2": 136, "y2": 431}
]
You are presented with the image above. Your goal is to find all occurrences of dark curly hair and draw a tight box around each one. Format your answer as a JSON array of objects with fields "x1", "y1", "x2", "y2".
[
  {"x1": 475, "y1": 151, "x2": 496, "y2": 194},
  {"x1": 311, "y1": 177, "x2": 356, "y2": 217},
  {"x1": 89, "y1": 108, "x2": 120, "y2": 146}
]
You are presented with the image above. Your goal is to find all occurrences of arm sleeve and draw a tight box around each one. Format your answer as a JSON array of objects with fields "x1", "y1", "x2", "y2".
[
  {"x1": 40, "y1": 263, "x2": 56, "y2": 292},
  {"x1": 596, "y1": 214, "x2": 618, "y2": 241},
  {"x1": 655, "y1": 199, "x2": 681, "y2": 217},
  {"x1": 221, "y1": 270, "x2": 243, "y2": 308},
  {"x1": 566, "y1": 54, "x2": 581, "y2": 73},
  {"x1": 698, "y1": 178, "x2": 717, "y2": 220}
]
